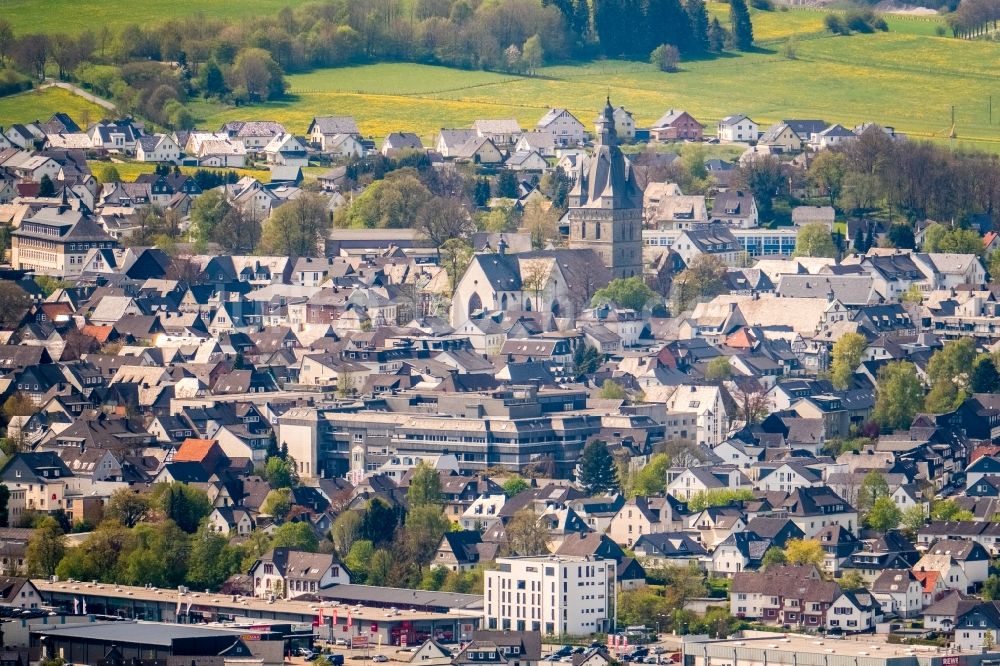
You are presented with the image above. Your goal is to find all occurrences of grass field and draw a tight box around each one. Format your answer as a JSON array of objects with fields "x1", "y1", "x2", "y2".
[
  {"x1": 190, "y1": 8, "x2": 1000, "y2": 153},
  {"x1": 86, "y1": 160, "x2": 273, "y2": 184},
  {"x1": 1, "y1": 1, "x2": 993, "y2": 155},
  {"x1": 0, "y1": 0, "x2": 314, "y2": 35},
  {"x1": 0, "y1": 88, "x2": 108, "y2": 126}
]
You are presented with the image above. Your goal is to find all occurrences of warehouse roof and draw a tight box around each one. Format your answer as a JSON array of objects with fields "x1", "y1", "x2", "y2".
[{"x1": 31, "y1": 621, "x2": 244, "y2": 647}]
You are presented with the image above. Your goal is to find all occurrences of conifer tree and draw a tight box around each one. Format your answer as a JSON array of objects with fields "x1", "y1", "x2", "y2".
[
  {"x1": 730, "y1": 0, "x2": 754, "y2": 50},
  {"x1": 577, "y1": 440, "x2": 619, "y2": 495},
  {"x1": 685, "y1": 0, "x2": 711, "y2": 51}
]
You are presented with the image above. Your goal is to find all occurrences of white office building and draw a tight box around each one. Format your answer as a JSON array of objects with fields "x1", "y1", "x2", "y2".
[{"x1": 485, "y1": 556, "x2": 614, "y2": 636}]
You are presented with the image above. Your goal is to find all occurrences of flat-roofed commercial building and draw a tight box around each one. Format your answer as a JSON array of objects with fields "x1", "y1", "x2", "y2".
[
  {"x1": 31, "y1": 621, "x2": 282, "y2": 666},
  {"x1": 36, "y1": 580, "x2": 481, "y2": 648},
  {"x1": 683, "y1": 633, "x2": 1000, "y2": 666}
]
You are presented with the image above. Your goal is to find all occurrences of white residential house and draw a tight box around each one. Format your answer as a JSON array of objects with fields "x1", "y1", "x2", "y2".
[
  {"x1": 207, "y1": 507, "x2": 254, "y2": 536},
  {"x1": 249, "y1": 547, "x2": 350, "y2": 599},
  {"x1": 912, "y1": 553, "x2": 971, "y2": 593},
  {"x1": 613, "y1": 106, "x2": 635, "y2": 142},
  {"x1": 913, "y1": 252, "x2": 987, "y2": 290},
  {"x1": 135, "y1": 134, "x2": 181, "y2": 163},
  {"x1": 663, "y1": 384, "x2": 733, "y2": 446},
  {"x1": 826, "y1": 590, "x2": 880, "y2": 633},
  {"x1": 755, "y1": 462, "x2": 822, "y2": 493},
  {"x1": 811, "y1": 124, "x2": 857, "y2": 150},
  {"x1": 717, "y1": 115, "x2": 759, "y2": 143},
  {"x1": 924, "y1": 540, "x2": 990, "y2": 590},
  {"x1": 870, "y1": 569, "x2": 923, "y2": 618},
  {"x1": 4, "y1": 123, "x2": 44, "y2": 149},
  {"x1": 185, "y1": 133, "x2": 246, "y2": 168},
  {"x1": 608, "y1": 496, "x2": 687, "y2": 548},
  {"x1": 505, "y1": 150, "x2": 548, "y2": 172},
  {"x1": 263, "y1": 133, "x2": 310, "y2": 167},
  {"x1": 461, "y1": 494, "x2": 507, "y2": 531},
  {"x1": 667, "y1": 466, "x2": 750, "y2": 501},
  {"x1": 711, "y1": 190, "x2": 759, "y2": 228},
  {"x1": 308, "y1": 116, "x2": 361, "y2": 152},
  {"x1": 473, "y1": 119, "x2": 522, "y2": 147},
  {"x1": 484, "y1": 555, "x2": 613, "y2": 635},
  {"x1": 536, "y1": 109, "x2": 585, "y2": 147},
  {"x1": 324, "y1": 133, "x2": 366, "y2": 158},
  {"x1": 515, "y1": 131, "x2": 557, "y2": 157}
]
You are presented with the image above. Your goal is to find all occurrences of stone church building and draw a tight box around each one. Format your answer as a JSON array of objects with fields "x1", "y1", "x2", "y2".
[
  {"x1": 567, "y1": 97, "x2": 644, "y2": 279},
  {"x1": 450, "y1": 99, "x2": 640, "y2": 328}
]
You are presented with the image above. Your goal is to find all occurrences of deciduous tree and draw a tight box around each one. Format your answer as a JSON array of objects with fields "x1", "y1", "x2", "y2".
[
  {"x1": 105, "y1": 488, "x2": 151, "y2": 528},
  {"x1": 0, "y1": 283, "x2": 29, "y2": 331},
  {"x1": 830, "y1": 332, "x2": 865, "y2": 390},
  {"x1": 261, "y1": 488, "x2": 293, "y2": 521},
  {"x1": 705, "y1": 356, "x2": 732, "y2": 381},
  {"x1": 867, "y1": 495, "x2": 903, "y2": 531},
  {"x1": 873, "y1": 361, "x2": 923, "y2": 431},
  {"x1": 502, "y1": 477, "x2": 530, "y2": 497},
  {"x1": 630, "y1": 453, "x2": 669, "y2": 497},
  {"x1": 26, "y1": 516, "x2": 64, "y2": 576},
  {"x1": 330, "y1": 510, "x2": 362, "y2": 555},
  {"x1": 259, "y1": 192, "x2": 331, "y2": 257},
  {"x1": 794, "y1": 223, "x2": 837, "y2": 258},
  {"x1": 592, "y1": 276, "x2": 656, "y2": 311},
  {"x1": 227, "y1": 47, "x2": 286, "y2": 102},
  {"x1": 408, "y1": 462, "x2": 443, "y2": 507},
  {"x1": 671, "y1": 254, "x2": 728, "y2": 313},
  {"x1": 808, "y1": 147, "x2": 846, "y2": 207},
  {"x1": 783, "y1": 538, "x2": 824, "y2": 567},
  {"x1": 502, "y1": 508, "x2": 549, "y2": 556}
]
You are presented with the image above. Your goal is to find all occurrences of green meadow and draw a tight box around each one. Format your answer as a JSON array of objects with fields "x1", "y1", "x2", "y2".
[
  {"x1": 187, "y1": 7, "x2": 1000, "y2": 152},
  {"x1": 2, "y1": 2, "x2": 996, "y2": 152}
]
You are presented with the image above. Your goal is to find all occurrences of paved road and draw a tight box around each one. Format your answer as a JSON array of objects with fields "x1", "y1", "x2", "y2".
[{"x1": 37, "y1": 79, "x2": 117, "y2": 111}]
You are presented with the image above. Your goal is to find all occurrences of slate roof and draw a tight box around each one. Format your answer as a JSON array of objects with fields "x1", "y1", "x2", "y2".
[{"x1": 310, "y1": 116, "x2": 360, "y2": 135}]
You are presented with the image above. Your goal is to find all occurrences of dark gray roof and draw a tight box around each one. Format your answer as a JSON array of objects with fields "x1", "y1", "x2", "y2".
[
  {"x1": 315, "y1": 584, "x2": 482, "y2": 611},
  {"x1": 776, "y1": 274, "x2": 876, "y2": 305},
  {"x1": 31, "y1": 622, "x2": 244, "y2": 647}
]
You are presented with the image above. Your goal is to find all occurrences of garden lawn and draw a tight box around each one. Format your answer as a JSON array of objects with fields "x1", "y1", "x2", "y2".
[{"x1": 86, "y1": 161, "x2": 271, "y2": 184}]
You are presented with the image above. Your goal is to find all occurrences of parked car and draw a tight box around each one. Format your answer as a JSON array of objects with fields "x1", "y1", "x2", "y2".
[{"x1": 373, "y1": 656, "x2": 389, "y2": 663}]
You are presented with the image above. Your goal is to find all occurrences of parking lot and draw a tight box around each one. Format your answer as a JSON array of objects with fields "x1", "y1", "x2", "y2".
[
  {"x1": 283, "y1": 634, "x2": 687, "y2": 665},
  {"x1": 541, "y1": 635, "x2": 685, "y2": 664}
]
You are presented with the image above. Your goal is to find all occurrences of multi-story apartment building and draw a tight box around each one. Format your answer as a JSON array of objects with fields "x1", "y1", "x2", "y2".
[
  {"x1": 11, "y1": 204, "x2": 118, "y2": 278},
  {"x1": 279, "y1": 386, "x2": 604, "y2": 479},
  {"x1": 484, "y1": 556, "x2": 614, "y2": 636}
]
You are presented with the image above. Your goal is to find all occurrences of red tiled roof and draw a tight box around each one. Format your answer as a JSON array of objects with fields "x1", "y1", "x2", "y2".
[
  {"x1": 80, "y1": 325, "x2": 114, "y2": 344},
  {"x1": 972, "y1": 445, "x2": 1000, "y2": 464},
  {"x1": 174, "y1": 438, "x2": 219, "y2": 463},
  {"x1": 913, "y1": 569, "x2": 941, "y2": 594},
  {"x1": 16, "y1": 183, "x2": 40, "y2": 197}
]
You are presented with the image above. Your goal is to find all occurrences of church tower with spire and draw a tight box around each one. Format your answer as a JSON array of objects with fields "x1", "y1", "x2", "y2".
[{"x1": 567, "y1": 98, "x2": 643, "y2": 280}]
